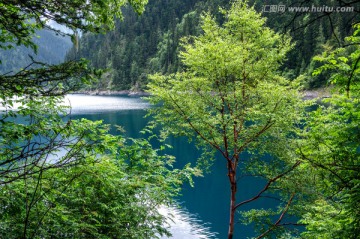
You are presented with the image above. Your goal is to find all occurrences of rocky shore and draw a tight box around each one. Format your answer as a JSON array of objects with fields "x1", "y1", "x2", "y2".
[
  {"x1": 302, "y1": 88, "x2": 331, "y2": 100},
  {"x1": 74, "y1": 89, "x2": 331, "y2": 99},
  {"x1": 73, "y1": 90, "x2": 151, "y2": 97}
]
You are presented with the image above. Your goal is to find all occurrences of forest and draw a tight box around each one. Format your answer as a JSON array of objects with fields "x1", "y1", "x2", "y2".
[
  {"x1": 0, "y1": 0, "x2": 360, "y2": 239},
  {"x1": 66, "y1": 0, "x2": 359, "y2": 91}
]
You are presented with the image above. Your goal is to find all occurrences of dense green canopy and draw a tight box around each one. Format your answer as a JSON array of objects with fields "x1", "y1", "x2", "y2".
[{"x1": 0, "y1": 0, "x2": 198, "y2": 238}]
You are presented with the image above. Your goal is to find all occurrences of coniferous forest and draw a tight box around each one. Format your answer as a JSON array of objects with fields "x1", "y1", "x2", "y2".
[
  {"x1": 1, "y1": 0, "x2": 360, "y2": 239},
  {"x1": 66, "y1": 0, "x2": 360, "y2": 91}
]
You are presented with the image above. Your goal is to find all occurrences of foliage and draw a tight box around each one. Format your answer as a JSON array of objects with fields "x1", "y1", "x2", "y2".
[
  {"x1": 312, "y1": 23, "x2": 360, "y2": 96},
  {"x1": 0, "y1": 0, "x2": 198, "y2": 238},
  {"x1": 0, "y1": 0, "x2": 148, "y2": 183},
  {"x1": 0, "y1": 0, "x2": 150, "y2": 93},
  {"x1": 147, "y1": 1, "x2": 303, "y2": 238},
  {"x1": 0, "y1": 0, "x2": 148, "y2": 51},
  {"x1": 297, "y1": 95, "x2": 360, "y2": 239},
  {"x1": 295, "y1": 23, "x2": 360, "y2": 239},
  {"x1": 0, "y1": 58, "x2": 101, "y2": 99},
  {"x1": 0, "y1": 136, "x2": 198, "y2": 238},
  {"x1": 0, "y1": 97, "x2": 113, "y2": 184}
]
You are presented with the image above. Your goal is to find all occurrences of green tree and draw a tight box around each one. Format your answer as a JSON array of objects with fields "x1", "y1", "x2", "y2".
[
  {"x1": 296, "y1": 23, "x2": 360, "y2": 239},
  {"x1": 0, "y1": 0, "x2": 147, "y2": 186},
  {"x1": 0, "y1": 0, "x2": 199, "y2": 238},
  {"x1": 147, "y1": 1, "x2": 302, "y2": 238},
  {"x1": 0, "y1": 135, "x2": 197, "y2": 238}
]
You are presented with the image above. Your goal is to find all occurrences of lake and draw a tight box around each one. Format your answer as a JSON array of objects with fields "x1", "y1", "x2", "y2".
[{"x1": 64, "y1": 94, "x2": 277, "y2": 239}]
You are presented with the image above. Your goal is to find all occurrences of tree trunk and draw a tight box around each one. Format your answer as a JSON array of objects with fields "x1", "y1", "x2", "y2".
[{"x1": 228, "y1": 166, "x2": 237, "y2": 239}]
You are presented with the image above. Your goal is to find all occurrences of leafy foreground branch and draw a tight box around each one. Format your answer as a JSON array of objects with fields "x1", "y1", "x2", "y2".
[
  {"x1": 0, "y1": 58, "x2": 101, "y2": 98},
  {"x1": 0, "y1": 0, "x2": 148, "y2": 51},
  {"x1": 0, "y1": 67, "x2": 198, "y2": 237},
  {"x1": 0, "y1": 129, "x2": 199, "y2": 238},
  {"x1": 0, "y1": 0, "x2": 202, "y2": 238}
]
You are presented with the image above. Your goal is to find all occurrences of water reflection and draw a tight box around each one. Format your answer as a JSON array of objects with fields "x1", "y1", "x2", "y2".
[
  {"x1": 63, "y1": 94, "x2": 150, "y2": 114},
  {"x1": 160, "y1": 206, "x2": 217, "y2": 239}
]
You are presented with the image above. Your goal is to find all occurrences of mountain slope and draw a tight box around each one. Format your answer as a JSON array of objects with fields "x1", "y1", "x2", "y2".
[
  {"x1": 66, "y1": 0, "x2": 360, "y2": 90},
  {"x1": 0, "y1": 30, "x2": 72, "y2": 74}
]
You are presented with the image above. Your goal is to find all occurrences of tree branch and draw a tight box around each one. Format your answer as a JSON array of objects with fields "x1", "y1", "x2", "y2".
[{"x1": 234, "y1": 161, "x2": 301, "y2": 210}]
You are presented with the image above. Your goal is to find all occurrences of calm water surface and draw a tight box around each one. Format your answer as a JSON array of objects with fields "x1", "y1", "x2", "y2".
[{"x1": 64, "y1": 94, "x2": 275, "y2": 239}]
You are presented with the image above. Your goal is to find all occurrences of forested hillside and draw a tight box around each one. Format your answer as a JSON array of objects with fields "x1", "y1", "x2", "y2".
[
  {"x1": 0, "y1": 30, "x2": 71, "y2": 74},
  {"x1": 65, "y1": 0, "x2": 230, "y2": 90},
  {"x1": 66, "y1": 0, "x2": 360, "y2": 91},
  {"x1": 259, "y1": 0, "x2": 360, "y2": 88}
]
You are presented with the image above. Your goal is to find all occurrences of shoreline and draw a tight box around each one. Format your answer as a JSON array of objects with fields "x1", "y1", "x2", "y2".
[
  {"x1": 73, "y1": 89, "x2": 330, "y2": 99},
  {"x1": 301, "y1": 88, "x2": 331, "y2": 100},
  {"x1": 72, "y1": 90, "x2": 150, "y2": 97}
]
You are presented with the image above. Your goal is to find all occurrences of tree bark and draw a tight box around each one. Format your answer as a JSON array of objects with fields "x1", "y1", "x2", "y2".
[{"x1": 228, "y1": 164, "x2": 237, "y2": 239}]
